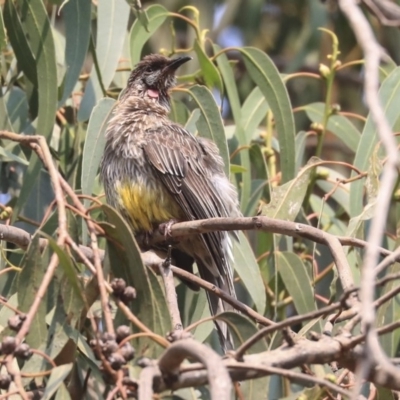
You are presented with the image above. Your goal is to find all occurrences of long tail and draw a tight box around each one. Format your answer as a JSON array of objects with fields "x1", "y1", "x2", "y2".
[{"x1": 197, "y1": 259, "x2": 236, "y2": 352}]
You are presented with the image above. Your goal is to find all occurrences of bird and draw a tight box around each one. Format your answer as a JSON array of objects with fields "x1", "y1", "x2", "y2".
[{"x1": 100, "y1": 54, "x2": 241, "y2": 350}]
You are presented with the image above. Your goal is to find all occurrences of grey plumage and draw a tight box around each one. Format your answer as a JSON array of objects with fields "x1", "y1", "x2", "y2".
[{"x1": 100, "y1": 54, "x2": 241, "y2": 350}]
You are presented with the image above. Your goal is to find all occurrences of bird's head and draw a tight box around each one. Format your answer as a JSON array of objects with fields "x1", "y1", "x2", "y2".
[{"x1": 123, "y1": 54, "x2": 192, "y2": 109}]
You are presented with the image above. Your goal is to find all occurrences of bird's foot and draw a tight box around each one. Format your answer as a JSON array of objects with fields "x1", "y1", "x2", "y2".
[
  {"x1": 137, "y1": 230, "x2": 153, "y2": 249},
  {"x1": 159, "y1": 219, "x2": 178, "y2": 239},
  {"x1": 162, "y1": 245, "x2": 172, "y2": 268}
]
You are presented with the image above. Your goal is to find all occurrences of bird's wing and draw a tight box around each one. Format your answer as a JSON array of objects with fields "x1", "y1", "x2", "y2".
[{"x1": 142, "y1": 124, "x2": 230, "y2": 278}]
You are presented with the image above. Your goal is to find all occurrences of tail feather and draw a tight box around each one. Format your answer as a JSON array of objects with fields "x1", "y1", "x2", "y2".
[{"x1": 197, "y1": 260, "x2": 236, "y2": 352}]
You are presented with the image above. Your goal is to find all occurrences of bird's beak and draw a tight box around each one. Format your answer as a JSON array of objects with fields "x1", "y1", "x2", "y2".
[{"x1": 164, "y1": 56, "x2": 192, "y2": 73}]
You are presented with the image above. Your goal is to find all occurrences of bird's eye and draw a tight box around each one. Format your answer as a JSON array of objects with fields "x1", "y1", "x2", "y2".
[{"x1": 147, "y1": 66, "x2": 154, "y2": 73}]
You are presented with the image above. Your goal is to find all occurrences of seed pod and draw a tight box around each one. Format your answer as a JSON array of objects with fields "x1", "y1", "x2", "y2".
[
  {"x1": 108, "y1": 352, "x2": 126, "y2": 370},
  {"x1": 121, "y1": 286, "x2": 137, "y2": 304},
  {"x1": 120, "y1": 343, "x2": 135, "y2": 362},
  {"x1": 15, "y1": 343, "x2": 32, "y2": 360},
  {"x1": 116, "y1": 325, "x2": 131, "y2": 343},
  {"x1": 1, "y1": 337, "x2": 16, "y2": 355},
  {"x1": 0, "y1": 374, "x2": 11, "y2": 390},
  {"x1": 111, "y1": 278, "x2": 127, "y2": 296}
]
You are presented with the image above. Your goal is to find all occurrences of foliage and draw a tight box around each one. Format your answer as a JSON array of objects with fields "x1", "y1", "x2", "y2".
[{"x1": 0, "y1": 0, "x2": 400, "y2": 399}]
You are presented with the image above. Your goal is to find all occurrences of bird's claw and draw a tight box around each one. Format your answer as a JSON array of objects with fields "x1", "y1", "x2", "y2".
[{"x1": 159, "y1": 219, "x2": 178, "y2": 239}]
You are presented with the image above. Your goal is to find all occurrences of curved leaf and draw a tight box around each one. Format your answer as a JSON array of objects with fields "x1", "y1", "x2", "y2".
[
  {"x1": 276, "y1": 251, "x2": 318, "y2": 322},
  {"x1": 241, "y1": 87, "x2": 269, "y2": 142},
  {"x1": 82, "y1": 98, "x2": 115, "y2": 197},
  {"x1": 233, "y1": 231, "x2": 266, "y2": 314},
  {"x1": 18, "y1": 235, "x2": 48, "y2": 349},
  {"x1": 3, "y1": 1, "x2": 37, "y2": 86},
  {"x1": 302, "y1": 102, "x2": 361, "y2": 152},
  {"x1": 261, "y1": 157, "x2": 320, "y2": 220},
  {"x1": 78, "y1": 0, "x2": 130, "y2": 121},
  {"x1": 194, "y1": 40, "x2": 223, "y2": 93},
  {"x1": 214, "y1": 44, "x2": 251, "y2": 212},
  {"x1": 42, "y1": 364, "x2": 73, "y2": 400},
  {"x1": 186, "y1": 85, "x2": 230, "y2": 176},
  {"x1": 130, "y1": 4, "x2": 168, "y2": 66},
  {"x1": 18, "y1": 0, "x2": 58, "y2": 140},
  {"x1": 239, "y1": 47, "x2": 295, "y2": 183},
  {"x1": 59, "y1": 0, "x2": 91, "y2": 107},
  {"x1": 350, "y1": 66, "x2": 400, "y2": 217}
]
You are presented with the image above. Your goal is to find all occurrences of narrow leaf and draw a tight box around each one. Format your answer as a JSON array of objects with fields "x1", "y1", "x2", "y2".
[
  {"x1": 276, "y1": 252, "x2": 318, "y2": 319},
  {"x1": 239, "y1": 47, "x2": 296, "y2": 183},
  {"x1": 194, "y1": 40, "x2": 223, "y2": 93},
  {"x1": 18, "y1": 0, "x2": 58, "y2": 141},
  {"x1": 262, "y1": 157, "x2": 320, "y2": 220},
  {"x1": 17, "y1": 235, "x2": 48, "y2": 349},
  {"x1": 186, "y1": 85, "x2": 230, "y2": 176},
  {"x1": 302, "y1": 102, "x2": 360, "y2": 152},
  {"x1": 350, "y1": 66, "x2": 400, "y2": 216},
  {"x1": 42, "y1": 364, "x2": 73, "y2": 400},
  {"x1": 214, "y1": 44, "x2": 252, "y2": 212},
  {"x1": 129, "y1": 4, "x2": 168, "y2": 66},
  {"x1": 59, "y1": 0, "x2": 91, "y2": 106},
  {"x1": 233, "y1": 231, "x2": 266, "y2": 314},
  {"x1": 82, "y1": 98, "x2": 115, "y2": 198},
  {"x1": 78, "y1": 0, "x2": 130, "y2": 121}
]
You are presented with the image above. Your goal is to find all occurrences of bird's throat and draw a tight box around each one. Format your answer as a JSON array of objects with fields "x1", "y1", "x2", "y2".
[{"x1": 147, "y1": 89, "x2": 159, "y2": 99}]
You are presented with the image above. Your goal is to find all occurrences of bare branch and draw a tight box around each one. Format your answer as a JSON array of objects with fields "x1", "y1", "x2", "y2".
[
  {"x1": 157, "y1": 339, "x2": 232, "y2": 399},
  {"x1": 338, "y1": 0, "x2": 400, "y2": 393}
]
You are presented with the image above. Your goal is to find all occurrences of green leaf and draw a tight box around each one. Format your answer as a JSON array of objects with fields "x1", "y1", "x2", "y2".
[
  {"x1": 0, "y1": 147, "x2": 28, "y2": 166},
  {"x1": 233, "y1": 231, "x2": 266, "y2": 314},
  {"x1": 3, "y1": 1, "x2": 38, "y2": 86},
  {"x1": 58, "y1": 0, "x2": 91, "y2": 106},
  {"x1": 187, "y1": 85, "x2": 230, "y2": 176},
  {"x1": 241, "y1": 87, "x2": 269, "y2": 143},
  {"x1": 239, "y1": 47, "x2": 295, "y2": 183},
  {"x1": 350, "y1": 66, "x2": 400, "y2": 217},
  {"x1": 78, "y1": 0, "x2": 130, "y2": 121},
  {"x1": 295, "y1": 130, "x2": 307, "y2": 173},
  {"x1": 17, "y1": 235, "x2": 48, "y2": 349},
  {"x1": 302, "y1": 102, "x2": 360, "y2": 152},
  {"x1": 4, "y1": 87, "x2": 29, "y2": 133},
  {"x1": 100, "y1": 204, "x2": 171, "y2": 354},
  {"x1": 45, "y1": 234, "x2": 85, "y2": 305},
  {"x1": 214, "y1": 44, "x2": 251, "y2": 212},
  {"x1": 276, "y1": 252, "x2": 318, "y2": 318},
  {"x1": 194, "y1": 40, "x2": 223, "y2": 93},
  {"x1": 261, "y1": 157, "x2": 319, "y2": 220},
  {"x1": 182, "y1": 288, "x2": 213, "y2": 344},
  {"x1": 214, "y1": 44, "x2": 241, "y2": 123},
  {"x1": 42, "y1": 364, "x2": 73, "y2": 400},
  {"x1": 11, "y1": 154, "x2": 43, "y2": 224},
  {"x1": 316, "y1": 168, "x2": 350, "y2": 216},
  {"x1": 0, "y1": 8, "x2": 7, "y2": 52},
  {"x1": 54, "y1": 383, "x2": 72, "y2": 400},
  {"x1": 82, "y1": 98, "x2": 115, "y2": 198},
  {"x1": 18, "y1": 0, "x2": 58, "y2": 141},
  {"x1": 129, "y1": 4, "x2": 168, "y2": 66}
]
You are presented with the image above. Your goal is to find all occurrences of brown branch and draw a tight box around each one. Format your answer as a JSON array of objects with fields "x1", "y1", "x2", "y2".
[
  {"x1": 146, "y1": 335, "x2": 400, "y2": 393},
  {"x1": 157, "y1": 339, "x2": 232, "y2": 399},
  {"x1": 158, "y1": 250, "x2": 183, "y2": 333},
  {"x1": 339, "y1": 0, "x2": 400, "y2": 394}
]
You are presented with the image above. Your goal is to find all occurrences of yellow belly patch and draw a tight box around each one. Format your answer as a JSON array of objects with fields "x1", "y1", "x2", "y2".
[{"x1": 117, "y1": 182, "x2": 180, "y2": 232}]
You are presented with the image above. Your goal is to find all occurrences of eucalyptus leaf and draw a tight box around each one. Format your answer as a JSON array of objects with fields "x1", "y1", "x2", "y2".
[
  {"x1": 78, "y1": 0, "x2": 130, "y2": 121},
  {"x1": 239, "y1": 47, "x2": 295, "y2": 183},
  {"x1": 187, "y1": 85, "x2": 230, "y2": 176}
]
